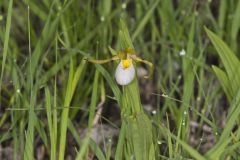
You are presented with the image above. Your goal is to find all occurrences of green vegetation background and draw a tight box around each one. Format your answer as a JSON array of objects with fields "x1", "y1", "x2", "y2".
[{"x1": 1, "y1": 0, "x2": 240, "y2": 159}]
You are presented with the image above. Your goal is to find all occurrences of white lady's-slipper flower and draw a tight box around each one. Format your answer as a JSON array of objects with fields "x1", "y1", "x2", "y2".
[
  {"x1": 115, "y1": 59, "x2": 135, "y2": 85},
  {"x1": 86, "y1": 47, "x2": 153, "y2": 86}
]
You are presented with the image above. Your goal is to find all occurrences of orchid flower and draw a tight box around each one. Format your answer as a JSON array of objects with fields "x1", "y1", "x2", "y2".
[{"x1": 86, "y1": 48, "x2": 153, "y2": 86}]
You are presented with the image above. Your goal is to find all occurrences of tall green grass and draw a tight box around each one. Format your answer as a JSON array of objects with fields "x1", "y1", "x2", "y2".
[{"x1": 0, "y1": 0, "x2": 240, "y2": 160}]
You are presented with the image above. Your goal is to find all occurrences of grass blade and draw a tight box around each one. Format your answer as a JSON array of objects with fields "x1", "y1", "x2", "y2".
[
  {"x1": 0, "y1": 0, "x2": 13, "y2": 109},
  {"x1": 206, "y1": 89, "x2": 240, "y2": 159},
  {"x1": 132, "y1": 0, "x2": 160, "y2": 40}
]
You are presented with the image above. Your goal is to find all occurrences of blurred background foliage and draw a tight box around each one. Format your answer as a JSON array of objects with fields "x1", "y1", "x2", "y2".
[{"x1": 0, "y1": 0, "x2": 240, "y2": 159}]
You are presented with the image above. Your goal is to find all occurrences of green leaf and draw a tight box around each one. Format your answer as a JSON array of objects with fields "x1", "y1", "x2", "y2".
[
  {"x1": 212, "y1": 66, "x2": 233, "y2": 101},
  {"x1": 118, "y1": 19, "x2": 134, "y2": 49},
  {"x1": 0, "y1": 0, "x2": 13, "y2": 111},
  {"x1": 127, "y1": 113, "x2": 154, "y2": 160},
  {"x1": 95, "y1": 64, "x2": 122, "y2": 106},
  {"x1": 35, "y1": 116, "x2": 48, "y2": 148},
  {"x1": 59, "y1": 60, "x2": 74, "y2": 160},
  {"x1": 205, "y1": 27, "x2": 240, "y2": 99},
  {"x1": 231, "y1": 1, "x2": 240, "y2": 44},
  {"x1": 115, "y1": 121, "x2": 126, "y2": 160}
]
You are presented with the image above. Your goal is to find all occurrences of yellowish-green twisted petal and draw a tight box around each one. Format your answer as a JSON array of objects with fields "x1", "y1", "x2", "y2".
[
  {"x1": 130, "y1": 55, "x2": 154, "y2": 78},
  {"x1": 85, "y1": 55, "x2": 119, "y2": 64}
]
